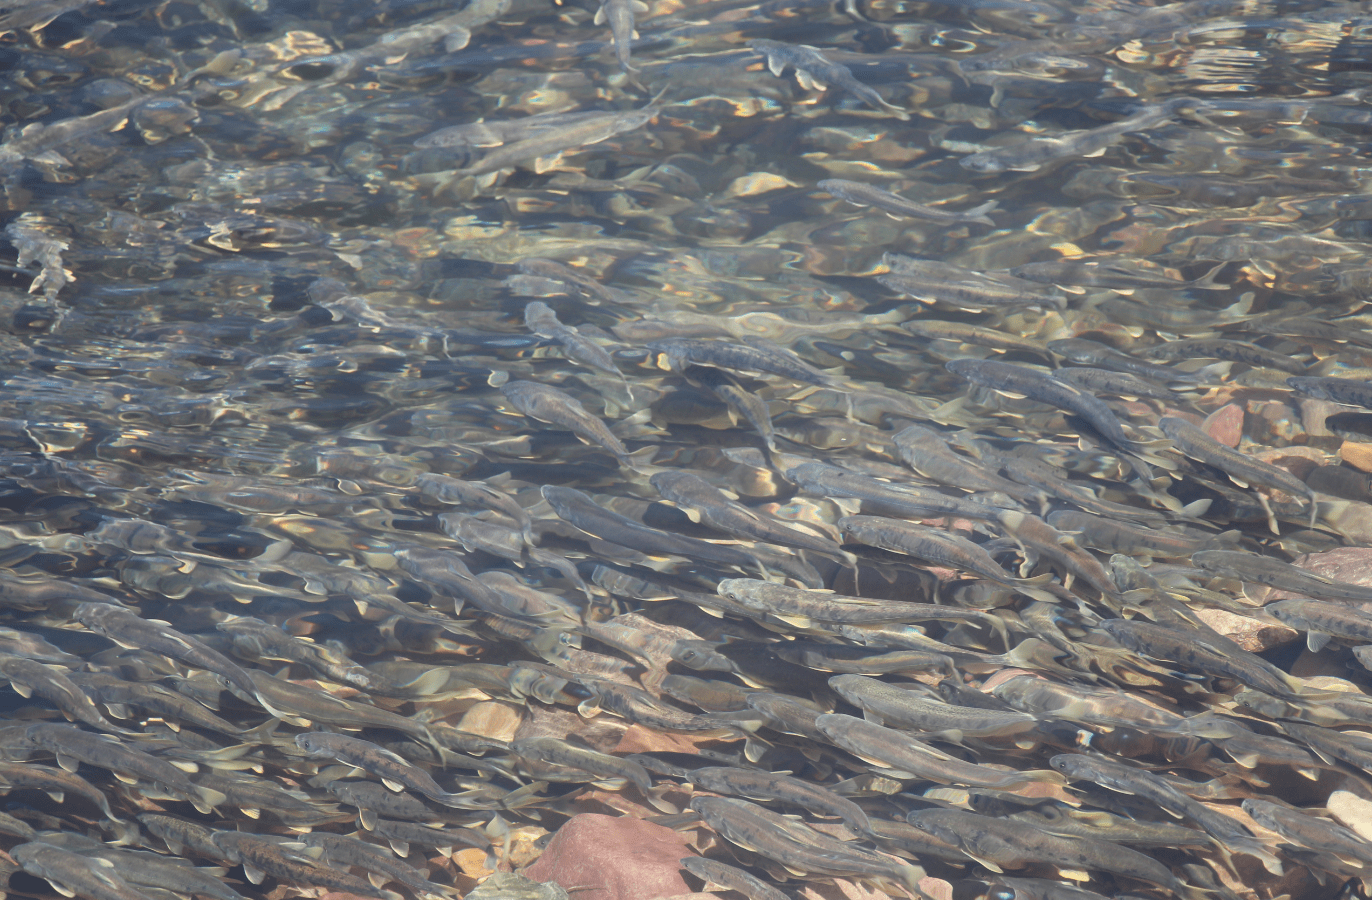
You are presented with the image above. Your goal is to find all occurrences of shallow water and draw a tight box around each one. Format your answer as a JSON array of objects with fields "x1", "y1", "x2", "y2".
[{"x1": 0, "y1": 1, "x2": 1370, "y2": 900}]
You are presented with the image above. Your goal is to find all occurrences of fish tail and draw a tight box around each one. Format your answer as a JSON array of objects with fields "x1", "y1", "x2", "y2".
[{"x1": 966, "y1": 200, "x2": 998, "y2": 226}]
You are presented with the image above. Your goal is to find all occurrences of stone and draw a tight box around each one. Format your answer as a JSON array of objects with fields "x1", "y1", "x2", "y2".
[
  {"x1": 1341, "y1": 440, "x2": 1372, "y2": 473},
  {"x1": 1329, "y1": 790, "x2": 1372, "y2": 841},
  {"x1": 1202, "y1": 403, "x2": 1244, "y2": 448},
  {"x1": 1194, "y1": 608, "x2": 1298, "y2": 653},
  {"x1": 466, "y1": 873, "x2": 570, "y2": 900},
  {"x1": 457, "y1": 701, "x2": 523, "y2": 742},
  {"x1": 522, "y1": 814, "x2": 695, "y2": 900}
]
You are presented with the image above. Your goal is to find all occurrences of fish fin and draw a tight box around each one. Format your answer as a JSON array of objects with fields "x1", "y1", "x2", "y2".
[
  {"x1": 369, "y1": 874, "x2": 388, "y2": 889},
  {"x1": 8, "y1": 682, "x2": 29, "y2": 698},
  {"x1": 1180, "y1": 499, "x2": 1212, "y2": 518},
  {"x1": 1297, "y1": 767, "x2": 1322, "y2": 780},
  {"x1": 968, "y1": 854, "x2": 1002, "y2": 874},
  {"x1": 241, "y1": 807, "x2": 260, "y2": 819},
  {"x1": 360, "y1": 809, "x2": 378, "y2": 831},
  {"x1": 48, "y1": 882, "x2": 76, "y2": 897},
  {"x1": 45, "y1": 790, "x2": 64, "y2": 803},
  {"x1": 243, "y1": 863, "x2": 266, "y2": 885},
  {"x1": 1056, "y1": 868, "x2": 1090, "y2": 881},
  {"x1": 533, "y1": 153, "x2": 563, "y2": 174},
  {"x1": 593, "y1": 5, "x2": 606, "y2": 23},
  {"x1": 766, "y1": 56, "x2": 786, "y2": 78},
  {"x1": 382, "y1": 778, "x2": 405, "y2": 792},
  {"x1": 1083, "y1": 148, "x2": 1107, "y2": 157},
  {"x1": 56, "y1": 753, "x2": 78, "y2": 773},
  {"x1": 1308, "y1": 632, "x2": 1332, "y2": 652},
  {"x1": 389, "y1": 840, "x2": 410, "y2": 857}
]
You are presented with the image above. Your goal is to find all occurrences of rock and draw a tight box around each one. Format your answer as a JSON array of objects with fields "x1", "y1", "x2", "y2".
[
  {"x1": 1301, "y1": 398, "x2": 1340, "y2": 438},
  {"x1": 522, "y1": 814, "x2": 695, "y2": 900},
  {"x1": 1194, "y1": 608, "x2": 1298, "y2": 653},
  {"x1": 1288, "y1": 547, "x2": 1372, "y2": 593},
  {"x1": 1329, "y1": 790, "x2": 1372, "y2": 841},
  {"x1": 1252, "y1": 444, "x2": 1324, "y2": 480},
  {"x1": 458, "y1": 701, "x2": 523, "y2": 742},
  {"x1": 1342, "y1": 440, "x2": 1372, "y2": 473},
  {"x1": 1203, "y1": 403, "x2": 1244, "y2": 447}
]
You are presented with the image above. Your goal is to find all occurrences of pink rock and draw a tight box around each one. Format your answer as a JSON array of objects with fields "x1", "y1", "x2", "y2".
[
  {"x1": 1266, "y1": 547, "x2": 1372, "y2": 606},
  {"x1": 1202, "y1": 403, "x2": 1243, "y2": 448},
  {"x1": 523, "y1": 814, "x2": 695, "y2": 900}
]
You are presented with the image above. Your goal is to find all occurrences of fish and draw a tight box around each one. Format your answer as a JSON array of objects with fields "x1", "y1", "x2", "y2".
[
  {"x1": 687, "y1": 765, "x2": 872, "y2": 835},
  {"x1": 210, "y1": 831, "x2": 384, "y2": 895},
  {"x1": 960, "y1": 100, "x2": 1182, "y2": 173},
  {"x1": 1242, "y1": 798, "x2": 1372, "y2": 867},
  {"x1": 23, "y1": 723, "x2": 217, "y2": 810},
  {"x1": 650, "y1": 470, "x2": 852, "y2": 564},
  {"x1": 947, "y1": 359, "x2": 1145, "y2": 454},
  {"x1": 36, "y1": 832, "x2": 247, "y2": 900},
  {"x1": 1192, "y1": 548, "x2": 1372, "y2": 601},
  {"x1": 816, "y1": 714, "x2": 1062, "y2": 788},
  {"x1": 0, "y1": 653, "x2": 130, "y2": 734},
  {"x1": 301, "y1": 832, "x2": 452, "y2": 895},
  {"x1": 215, "y1": 615, "x2": 384, "y2": 693},
  {"x1": 900, "y1": 320, "x2": 1052, "y2": 357},
  {"x1": 1099, "y1": 617, "x2": 1303, "y2": 699},
  {"x1": 500, "y1": 380, "x2": 643, "y2": 467},
  {"x1": 541, "y1": 485, "x2": 762, "y2": 573},
  {"x1": 510, "y1": 736, "x2": 651, "y2": 792},
  {"x1": 690, "y1": 795, "x2": 924, "y2": 890},
  {"x1": 66, "y1": 670, "x2": 244, "y2": 736},
  {"x1": 647, "y1": 337, "x2": 838, "y2": 387},
  {"x1": 680, "y1": 856, "x2": 789, "y2": 900},
  {"x1": 449, "y1": 104, "x2": 658, "y2": 179},
  {"x1": 819, "y1": 179, "x2": 996, "y2": 225},
  {"x1": 1049, "y1": 753, "x2": 1282, "y2": 873},
  {"x1": 294, "y1": 732, "x2": 469, "y2": 808},
  {"x1": 1045, "y1": 510, "x2": 1236, "y2": 559},
  {"x1": 416, "y1": 472, "x2": 535, "y2": 546},
  {"x1": 906, "y1": 807, "x2": 1200, "y2": 893},
  {"x1": 791, "y1": 463, "x2": 1009, "y2": 522},
  {"x1": 1010, "y1": 259, "x2": 1227, "y2": 292},
  {"x1": 1052, "y1": 366, "x2": 1182, "y2": 402},
  {"x1": 828, "y1": 674, "x2": 1037, "y2": 740},
  {"x1": 595, "y1": 0, "x2": 650, "y2": 75},
  {"x1": 1144, "y1": 337, "x2": 1308, "y2": 375},
  {"x1": 1047, "y1": 338, "x2": 1198, "y2": 383},
  {"x1": 1266, "y1": 598, "x2": 1372, "y2": 651},
  {"x1": 836, "y1": 515, "x2": 1063, "y2": 601},
  {"x1": 891, "y1": 424, "x2": 1041, "y2": 501},
  {"x1": 1287, "y1": 375, "x2": 1372, "y2": 409},
  {"x1": 748, "y1": 40, "x2": 908, "y2": 119},
  {"x1": 523, "y1": 301, "x2": 621, "y2": 378},
  {"x1": 328, "y1": 780, "x2": 435, "y2": 830},
  {"x1": 72, "y1": 603, "x2": 259, "y2": 702},
  {"x1": 1159, "y1": 417, "x2": 1317, "y2": 526},
  {"x1": 13, "y1": 841, "x2": 162, "y2": 900},
  {"x1": 0, "y1": 759, "x2": 119, "y2": 822}
]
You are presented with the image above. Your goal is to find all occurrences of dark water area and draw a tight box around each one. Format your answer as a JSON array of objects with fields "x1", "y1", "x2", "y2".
[{"x1": 1, "y1": 1, "x2": 1372, "y2": 899}]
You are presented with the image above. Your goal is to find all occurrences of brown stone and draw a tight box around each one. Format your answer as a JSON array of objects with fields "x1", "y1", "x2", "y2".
[
  {"x1": 1342, "y1": 440, "x2": 1372, "y2": 473},
  {"x1": 1301, "y1": 398, "x2": 1341, "y2": 438},
  {"x1": 1202, "y1": 403, "x2": 1244, "y2": 448},
  {"x1": 613, "y1": 724, "x2": 732, "y2": 755},
  {"x1": 1194, "y1": 608, "x2": 1298, "y2": 653},
  {"x1": 523, "y1": 814, "x2": 695, "y2": 900},
  {"x1": 458, "y1": 701, "x2": 524, "y2": 742},
  {"x1": 1252, "y1": 445, "x2": 1324, "y2": 480}
]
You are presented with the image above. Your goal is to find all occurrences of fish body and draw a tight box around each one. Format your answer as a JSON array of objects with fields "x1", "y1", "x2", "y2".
[
  {"x1": 681, "y1": 856, "x2": 789, "y2": 900},
  {"x1": 594, "y1": 0, "x2": 649, "y2": 74},
  {"x1": 749, "y1": 39, "x2": 908, "y2": 118},
  {"x1": 688, "y1": 765, "x2": 871, "y2": 834},
  {"x1": 892, "y1": 425, "x2": 1039, "y2": 500},
  {"x1": 73, "y1": 603, "x2": 259, "y2": 701},
  {"x1": 1193, "y1": 549, "x2": 1372, "y2": 601},
  {"x1": 294, "y1": 732, "x2": 464, "y2": 807},
  {"x1": 1049, "y1": 753, "x2": 1281, "y2": 873},
  {"x1": 906, "y1": 807, "x2": 1193, "y2": 892},
  {"x1": 901, "y1": 320, "x2": 1051, "y2": 356},
  {"x1": 648, "y1": 337, "x2": 837, "y2": 387},
  {"x1": 651, "y1": 470, "x2": 849, "y2": 562},
  {"x1": 1145, "y1": 338, "x2": 1307, "y2": 375},
  {"x1": 828, "y1": 674, "x2": 1036, "y2": 738},
  {"x1": 523, "y1": 301, "x2": 621, "y2": 377},
  {"x1": 0, "y1": 653, "x2": 127, "y2": 733},
  {"x1": 1048, "y1": 338, "x2": 1196, "y2": 383},
  {"x1": 948, "y1": 358, "x2": 1139, "y2": 453},
  {"x1": 1053, "y1": 366, "x2": 1180, "y2": 401},
  {"x1": 819, "y1": 179, "x2": 995, "y2": 224},
  {"x1": 816, "y1": 714, "x2": 1059, "y2": 787},
  {"x1": 1011, "y1": 259, "x2": 1225, "y2": 291},
  {"x1": 960, "y1": 102, "x2": 1179, "y2": 173},
  {"x1": 1100, "y1": 617, "x2": 1300, "y2": 698},
  {"x1": 1267, "y1": 598, "x2": 1372, "y2": 651},
  {"x1": 416, "y1": 472, "x2": 534, "y2": 545},
  {"x1": 13, "y1": 841, "x2": 160, "y2": 900},
  {"x1": 1159, "y1": 417, "x2": 1316, "y2": 520},
  {"x1": 1243, "y1": 798, "x2": 1372, "y2": 865},
  {"x1": 456, "y1": 105, "x2": 656, "y2": 176},
  {"x1": 24, "y1": 723, "x2": 206, "y2": 803},
  {"x1": 791, "y1": 463, "x2": 1007, "y2": 522},
  {"x1": 500, "y1": 380, "x2": 635, "y2": 466},
  {"x1": 542, "y1": 485, "x2": 760, "y2": 572},
  {"x1": 211, "y1": 831, "x2": 382, "y2": 895},
  {"x1": 1288, "y1": 375, "x2": 1372, "y2": 409}
]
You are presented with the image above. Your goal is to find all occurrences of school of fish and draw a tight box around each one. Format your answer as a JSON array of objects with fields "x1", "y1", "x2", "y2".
[{"x1": 0, "y1": 0, "x2": 1371, "y2": 899}]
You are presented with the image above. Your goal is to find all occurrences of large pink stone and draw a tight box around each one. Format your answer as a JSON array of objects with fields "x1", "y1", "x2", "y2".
[
  {"x1": 1202, "y1": 403, "x2": 1243, "y2": 448},
  {"x1": 523, "y1": 814, "x2": 694, "y2": 900}
]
